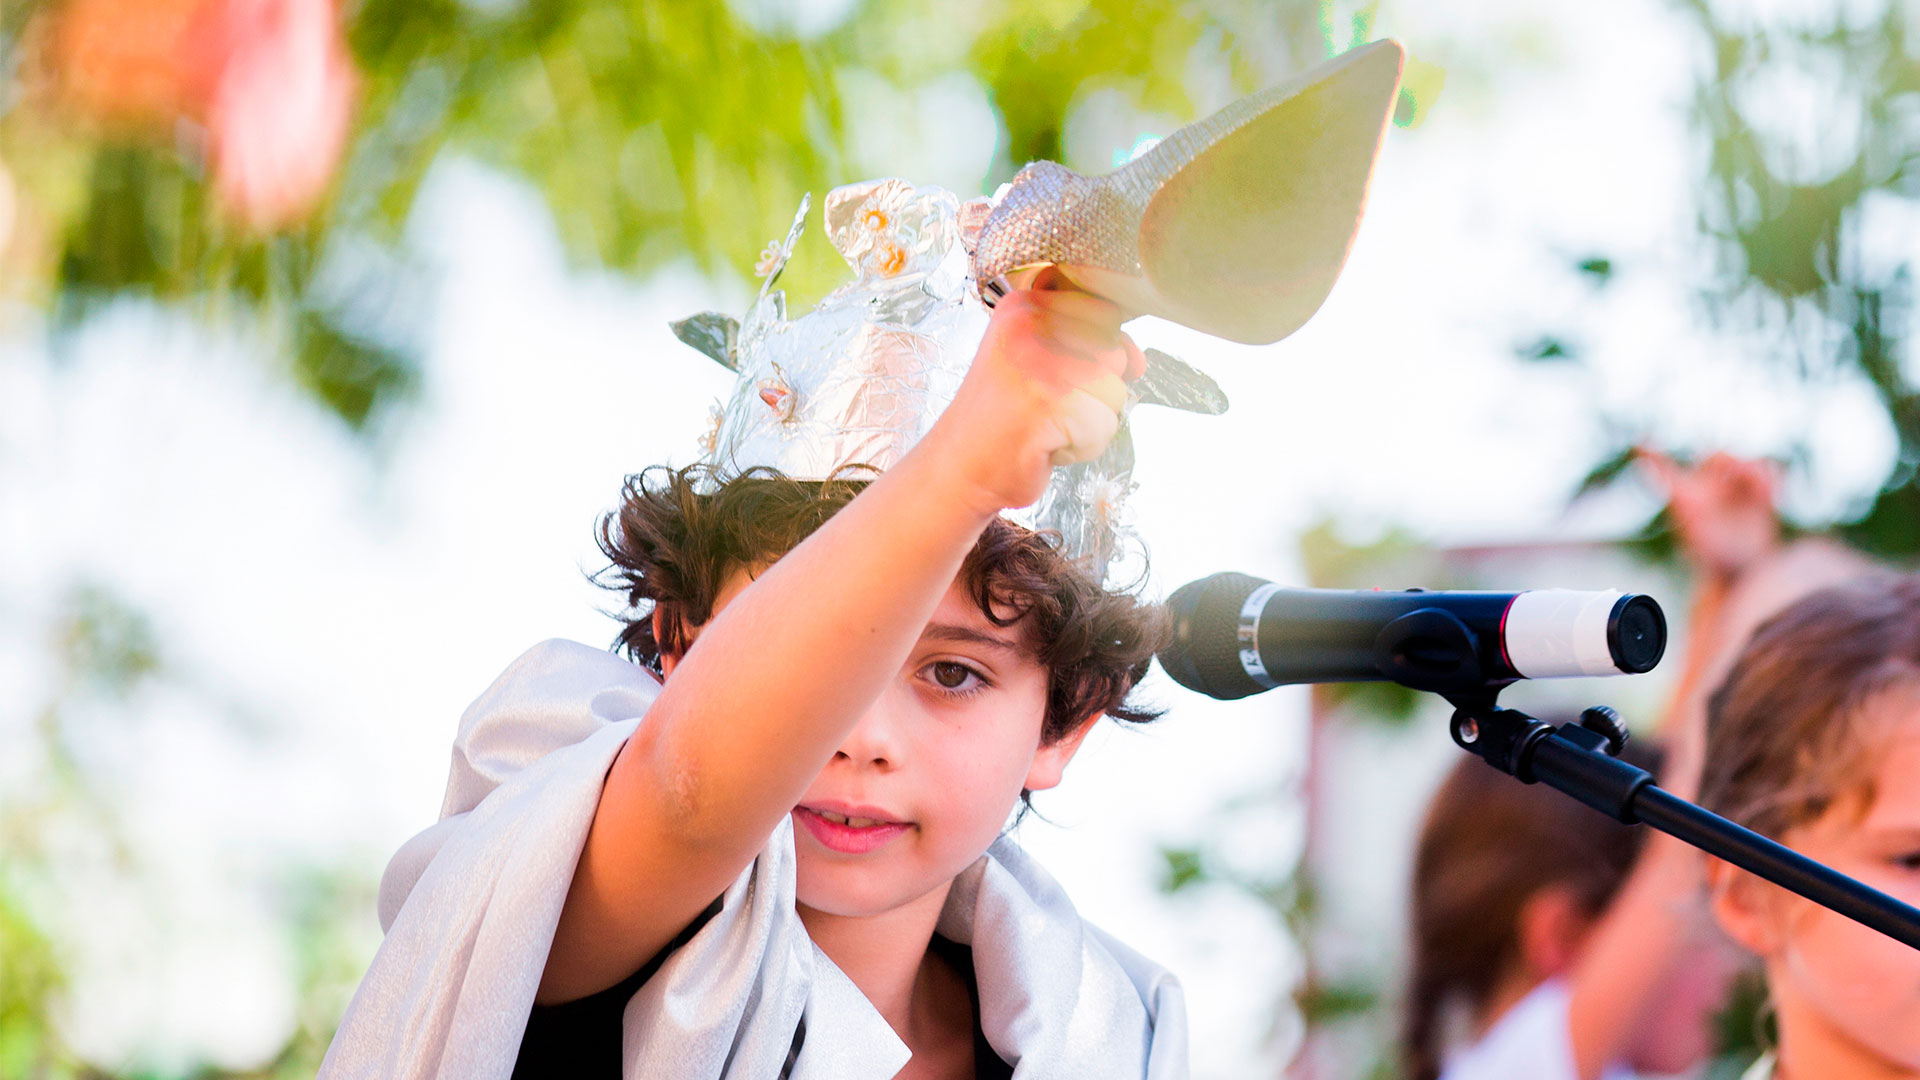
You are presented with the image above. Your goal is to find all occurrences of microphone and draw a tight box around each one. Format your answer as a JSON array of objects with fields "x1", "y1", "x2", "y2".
[{"x1": 1159, "y1": 572, "x2": 1667, "y2": 700}]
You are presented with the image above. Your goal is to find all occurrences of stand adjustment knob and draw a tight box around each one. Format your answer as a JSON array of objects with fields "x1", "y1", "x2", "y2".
[{"x1": 1578, "y1": 705, "x2": 1630, "y2": 756}]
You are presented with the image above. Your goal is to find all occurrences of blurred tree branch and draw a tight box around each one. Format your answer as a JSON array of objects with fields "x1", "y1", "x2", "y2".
[
  {"x1": 1578, "y1": 0, "x2": 1920, "y2": 558},
  {"x1": 0, "y1": 0, "x2": 1363, "y2": 433}
]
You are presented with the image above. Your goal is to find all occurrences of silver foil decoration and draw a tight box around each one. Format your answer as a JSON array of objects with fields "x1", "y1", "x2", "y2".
[
  {"x1": 679, "y1": 177, "x2": 1229, "y2": 576},
  {"x1": 704, "y1": 179, "x2": 991, "y2": 489}
]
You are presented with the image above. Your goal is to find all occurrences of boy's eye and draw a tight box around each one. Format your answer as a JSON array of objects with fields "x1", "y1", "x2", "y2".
[
  {"x1": 1896, "y1": 851, "x2": 1920, "y2": 872},
  {"x1": 928, "y1": 661, "x2": 981, "y2": 691}
]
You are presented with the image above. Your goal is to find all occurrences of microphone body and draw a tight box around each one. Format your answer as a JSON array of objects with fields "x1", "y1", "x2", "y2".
[{"x1": 1161, "y1": 572, "x2": 1667, "y2": 700}]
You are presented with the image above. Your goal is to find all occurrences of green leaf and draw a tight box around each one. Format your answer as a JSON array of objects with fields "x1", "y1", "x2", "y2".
[
  {"x1": 1515, "y1": 334, "x2": 1578, "y2": 362},
  {"x1": 1321, "y1": 679, "x2": 1422, "y2": 726},
  {"x1": 1839, "y1": 471, "x2": 1920, "y2": 559},
  {"x1": 1157, "y1": 845, "x2": 1209, "y2": 894},
  {"x1": 1296, "y1": 977, "x2": 1378, "y2": 1022},
  {"x1": 293, "y1": 307, "x2": 418, "y2": 431},
  {"x1": 1571, "y1": 442, "x2": 1640, "y2": 500},
  {"x1": 0, "y1": 884, "x2": 64, "y2": 1079}
]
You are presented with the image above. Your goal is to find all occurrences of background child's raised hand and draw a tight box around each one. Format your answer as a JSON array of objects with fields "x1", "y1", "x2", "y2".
[
  {"x1": 1637, "y1": 449, "x2": 1781, "y2": 580},
  {"x1": 922, "y1": 266, "x2": 1145, "y2": 517},
  {"x1": 1636, "y1": 448, "x2": 1869, "y2": 786}
]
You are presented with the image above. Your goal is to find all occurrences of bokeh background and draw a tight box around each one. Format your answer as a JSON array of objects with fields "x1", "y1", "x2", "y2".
[{"x1": 4, "y1": 0, "x2": 1918, "y2": 1076}]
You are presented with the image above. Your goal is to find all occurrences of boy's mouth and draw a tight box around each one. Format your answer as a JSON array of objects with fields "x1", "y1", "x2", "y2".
[{"x1": 794, "y1": 804, "x2": 912, "y2": 855}]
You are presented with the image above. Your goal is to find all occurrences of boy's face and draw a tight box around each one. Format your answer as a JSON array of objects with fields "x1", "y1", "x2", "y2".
[
  {"x1": 1711, "y1": 698, "x2": 1920, "y2": 1070},
  {"x1": 693, "y1": 567, "x2": 1093, "y2": 920}
]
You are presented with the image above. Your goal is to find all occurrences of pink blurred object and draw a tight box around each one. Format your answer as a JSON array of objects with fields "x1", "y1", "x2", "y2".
[
  {"x1": 205, "y1": 0, "x2": 356, "y2": 230},
  {"x1": 48, "y1": 0, "x2": 356, "y2": 230}
]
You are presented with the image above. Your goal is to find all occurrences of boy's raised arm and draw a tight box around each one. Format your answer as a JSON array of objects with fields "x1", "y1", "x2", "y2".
[{"x1": 537, "y1": 279, "x2": 1142, "y2": 1003}]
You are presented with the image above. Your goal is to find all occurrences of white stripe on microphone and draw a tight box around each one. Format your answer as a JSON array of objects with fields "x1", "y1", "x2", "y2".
[{"x1": 1502, "y1": 589, "x2": 1625, "y2": 678}]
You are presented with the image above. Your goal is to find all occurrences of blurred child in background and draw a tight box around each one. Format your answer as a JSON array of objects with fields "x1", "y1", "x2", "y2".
[
  {"x1": 1700, "y1": 574, "x2": 1920, "y2": 1079},
  {"x1": 1401, "y1": 452, "x2": 1871, "y2": 1080},
  {"x1": 1401, "y1": 739, "x2": 1729, "y2": 1080}
]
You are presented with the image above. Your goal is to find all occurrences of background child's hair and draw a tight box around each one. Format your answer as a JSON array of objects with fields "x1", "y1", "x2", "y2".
[
  {"x1": 1399, "y1": 740, "x2": 1661, "y2": 1080},
  {"x1": 1698, "y1": 572, "x2": 1920, "y2": 837},
  {"x1": 594, "y1": 462, "x2": 1170, "y2": 744}
]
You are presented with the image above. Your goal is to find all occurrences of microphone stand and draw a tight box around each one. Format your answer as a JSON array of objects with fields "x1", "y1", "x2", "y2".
[{"x1": 1442, "y1": 689, "x2": 1920, "y2": 951}]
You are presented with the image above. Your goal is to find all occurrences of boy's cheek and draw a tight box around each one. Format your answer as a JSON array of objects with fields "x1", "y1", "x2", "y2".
[
  {"x1": 915, "y1": 720, "x2": 1042, "y2": 836},
  {"x1": 927, "y1": 731, "x2": 1034, "y2": 819}
]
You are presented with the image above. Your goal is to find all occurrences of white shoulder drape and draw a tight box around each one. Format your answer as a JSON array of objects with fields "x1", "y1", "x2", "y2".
[{"x1": 319, "y1": 639, "x2": 1188, "y2": 1080}]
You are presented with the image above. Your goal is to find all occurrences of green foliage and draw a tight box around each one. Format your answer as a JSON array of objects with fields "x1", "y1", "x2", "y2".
[
  {"x1": 1156, "y1": 840, "x2": 1308, "y2": 927},
  {"x1": 1319, "y1": 678, "x2": 1422, "y2": 725},
  {"x1": 1297, "y1": 516, "x2": 1428, "y2": 589},
  {"x1": 968, "y1": 0, "x2": 1269, "y2": 173},
  {"x1": 1158, "y1": 844, "x2": 1209, "y2": 894},
  {"x1": 1516, "y1": 333, "x2": 1577, "y2": 362},
  {"x1": 1, "y1": 584, "x2": 382, "y2": 1079},
  {"x1": 8, "y1": 0, "x2": 1365, "y2": 431},
  {"x1": 0, "y1": 885, "x2": 65, "y2": 1080},
  {"x1": 55, "y1": 583, "x2": 162, "y2": 700},
  {"x1": 1659, "y1": 0, "x2": 1920, "y2": 555},
  {"x1": 1295, "y1": 976, "x2": 1377, "y2": 1024},
  {"x1": 1560, "y1": 5, "x2": 1920, "y2": 560},
  {"x1": 1295, "y1": 516, "x2": 1433, "y2": 725},
  {"x1": 1842, "y1": 467, "x2": 1920, "y2": 559},
  {"x1": 1707, "y1": 968, "x2": 1772, "y2": 1077},
  {"x1": 345, "y1": 0, "x2": 844, "y2": 275}
]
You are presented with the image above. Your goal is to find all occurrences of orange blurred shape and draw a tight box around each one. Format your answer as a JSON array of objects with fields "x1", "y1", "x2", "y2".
[
  {"x1": 48, "y1": 0, "x2": 222, "y2": 128},
  {"x1": 45, "y1": 0, "x2": 356, "y2": 231}
]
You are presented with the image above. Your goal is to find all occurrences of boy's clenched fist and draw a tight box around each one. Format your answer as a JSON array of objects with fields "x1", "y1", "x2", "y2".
[{"x1": 921, "y1": 268, "x2": 1146, "y2": 517}]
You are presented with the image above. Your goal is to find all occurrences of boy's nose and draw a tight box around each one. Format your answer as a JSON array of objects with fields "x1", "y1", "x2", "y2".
[{"x1": 833, "y1": 700, "x2": 902, "y2": 769}]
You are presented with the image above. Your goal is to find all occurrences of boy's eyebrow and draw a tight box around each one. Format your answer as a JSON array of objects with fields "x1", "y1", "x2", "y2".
[{"x1": 921, "y1": 622, "x2": 1023, "y2": 653}]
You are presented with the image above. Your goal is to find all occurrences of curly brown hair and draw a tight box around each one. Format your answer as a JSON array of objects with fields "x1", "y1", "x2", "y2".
[{"x1": 594, "y1": 463, "x2": 1169, "y2": 744}]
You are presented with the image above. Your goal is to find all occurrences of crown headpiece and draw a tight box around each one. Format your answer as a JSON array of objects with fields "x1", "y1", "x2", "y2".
[{"x1": 669, "y1": 41, "x2": 1406, "y2": 575}]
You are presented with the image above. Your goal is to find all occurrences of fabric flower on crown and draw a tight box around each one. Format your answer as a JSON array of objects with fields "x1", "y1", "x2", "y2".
[{"x1": 824, "y1": 179, "x2": 979, "y2": 286}]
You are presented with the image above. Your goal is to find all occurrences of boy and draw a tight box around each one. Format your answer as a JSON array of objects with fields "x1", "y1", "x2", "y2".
[
  {"x1": 536, "y1": 270, "x2": 1165, "y2": 1075},
  {"x1": 325, "y1": 200, "x2": 1187, "y2": 1080}
]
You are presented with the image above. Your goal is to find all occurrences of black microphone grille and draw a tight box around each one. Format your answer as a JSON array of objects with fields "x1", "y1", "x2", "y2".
[
  {"x1": 1160, "y1": 571, "x2": 1274, "y2": 700},
  {"x1": 1607, "y1": 594, "x2": 1667, "y2": 674}
]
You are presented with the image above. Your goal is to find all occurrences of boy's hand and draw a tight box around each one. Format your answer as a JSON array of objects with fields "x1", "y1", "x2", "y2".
[{"x1": 925, "y1": 267, "x2": 1145, "y2": 516}]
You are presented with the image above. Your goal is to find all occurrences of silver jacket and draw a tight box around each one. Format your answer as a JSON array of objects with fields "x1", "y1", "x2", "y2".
[{"x1": 318, "y1": 639, "x2": 1189, "y2": 1080}]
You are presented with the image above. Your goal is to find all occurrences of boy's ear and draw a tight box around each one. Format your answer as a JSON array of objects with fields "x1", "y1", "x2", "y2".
[
  {"x1": 1707, "y1": 858, "x2": 1783, "y2": 957},
  {"x1": 1024, "y1": 711, "x2": 1102, "y2": 792},
  {"x1": 653, "y1": 607, "x2": 689, "y2": 677}
]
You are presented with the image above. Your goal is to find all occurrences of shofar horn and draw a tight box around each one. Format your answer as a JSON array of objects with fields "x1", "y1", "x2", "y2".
[{"x1": 973, "y1": 39, "x2": 1405, "y2": 346}]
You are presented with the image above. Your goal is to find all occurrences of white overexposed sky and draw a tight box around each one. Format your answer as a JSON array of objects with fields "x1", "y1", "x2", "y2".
[{"x1": 0, "y1": 0, "x2": 1905, "y2": 1075}]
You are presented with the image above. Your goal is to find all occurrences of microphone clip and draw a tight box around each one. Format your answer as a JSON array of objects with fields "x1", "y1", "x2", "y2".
[
  {"x1": 1374, "y1": 608, "x2": 1497, "y2": 694},
  {"x1": 1443, "y1": 689, "x2": 1646, "y2": 823}
]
